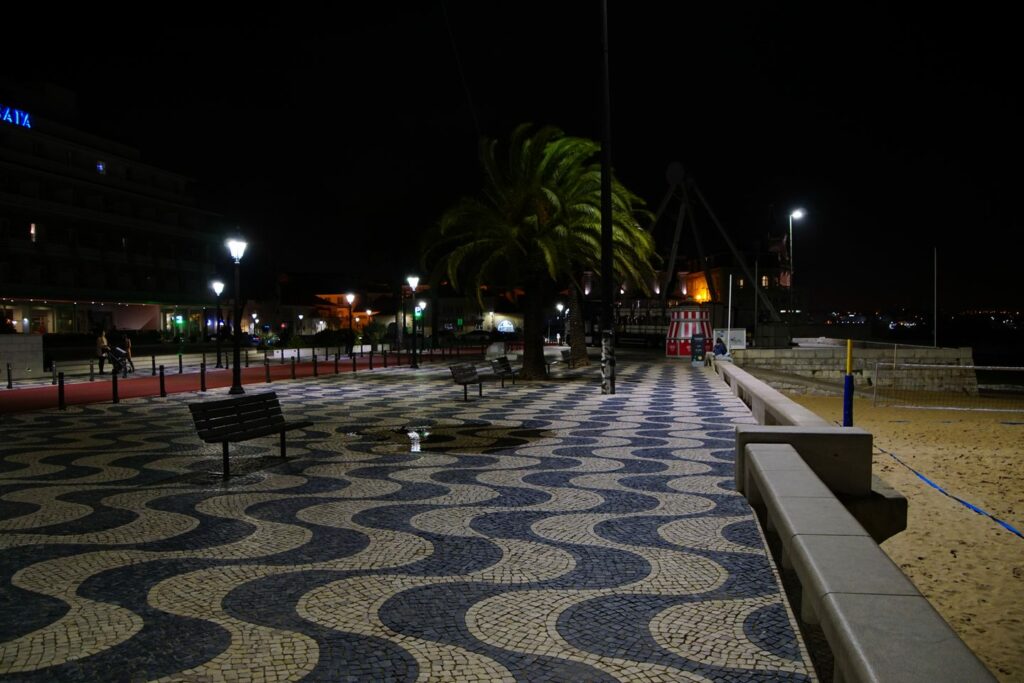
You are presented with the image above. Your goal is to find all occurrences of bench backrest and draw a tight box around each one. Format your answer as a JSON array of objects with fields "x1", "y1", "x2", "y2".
[
  {"x1": 490, "y1": 356, "x2": 513, "y2": 374},
  {"x1": 450, "y1": 363, "x2": 479, "y2": 383},
  {"x1": 189, "y1": 392, "x2": 286, "y2": 440}
]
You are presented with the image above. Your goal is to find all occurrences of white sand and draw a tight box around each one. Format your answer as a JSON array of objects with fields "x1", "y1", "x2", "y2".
[{"x1": 787, "y1": 395, "x2": 1024, "y2": 682}]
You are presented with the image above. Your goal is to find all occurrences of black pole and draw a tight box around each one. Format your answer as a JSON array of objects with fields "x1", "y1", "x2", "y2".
[
  {"x1": 151, "y1": 355, "x2": 156, "y2": 376},
  {"x1": 291, "y1": 357, "x2": 296, "y2": 380},
  {"x1": 159, "y1": 365, "x2": 166, "y2": 397},
  {"x1": 112, "y1": 369, "x2": 119, "y2": 404},
  {"x1": 230, "y1": 260, "x2": 244, "y2": 394},
  {"x1": 281, "y1": 347, "x2": 285, "y2": 364},
  {"x1": 334, "y1": 352, "x2": 339, "y2": 374},
  {"x1": 245, "y1": 350, "x2": 249, "y2": 368},
  {"x1": 313, "y1": 354, "x2": 318, "y2": 377},
  {"x1": 411, "y1": 308, "x2": 419, "y2": 369},
  {"x1": 600, "y1": 0, "x2": 615, "y2": 395},
  {"x1": 368, "y1": 351, "x2": 373, "y2": 370},
  {"x1": 58, "y1": 372, "x2": 66, "y2": 410},
  {"x1": 383, "y1": 350, "x2": 388, "y2": 368},
  {"x1": 352, "y1": 353, "x2": 357, "y2": 373},
  {"x1": 200, "y1": 362, "x2": 207, "y2": 391},
  {"x1": 178, "y1": 353, "x2": 183, "y2": 374},
  {"x1": 6, "y1": 363, "x2": 11, "y2": 389},
  {"x1": 215, "y1": 295, "x2": 223, "y2": 368},
  {"x1": 265, "y1": 360, "x2": 271, "y2": 383}
]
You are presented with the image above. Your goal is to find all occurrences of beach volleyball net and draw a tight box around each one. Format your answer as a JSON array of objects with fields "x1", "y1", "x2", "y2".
[{"x1": 873, "y1": 363, "x2": 1024, "y2": 412}]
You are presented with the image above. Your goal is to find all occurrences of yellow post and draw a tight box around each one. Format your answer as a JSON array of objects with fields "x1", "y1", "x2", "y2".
[{"x1": 843, "y1": 339, "x2": 854, "y2": 426}]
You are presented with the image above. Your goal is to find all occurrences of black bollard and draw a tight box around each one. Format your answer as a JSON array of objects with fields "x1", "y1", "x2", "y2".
[
  {"x1": 178, "y1": 353, "x2": 183, "y2": 374},
  {"x1": 151, "y1": 355, "x2": 156, "y2": 376},
  {"x1": 265, "y1": 360, "x2": 271, "y2": 383},
  {"x1": 245, "y1": 350, "x2": 250, "y2": 368},
  {"x1": 112, "y1": 368, "x2": 119, "y2": 404},
  {"x1": 159, "y1": 365, "x2": 166, "y2": 397},
  {"x1": 52, "y1": 362, "x2": 57, "y2": 385},
  {"x1": 6, "y1": 363, "x2": 11, "y2": 389},
  {"x1": 280, "y1": 348, "x2": 285, "y2": 364},
  {"x1": 313, "y1": 354, "x2": 318, "y2": 377},
  {"x1": 368, "y1": 352, "x2": 373, "y2": 370},
  {"x1": 334, "y1": 353, "x2": 339, "y2": 374},
  {"x1": 58, "y1": 372, "x2": 66, "y2": 410},
  {"x1": 383, "y1": 350, "x2": 388, "y2": 368},
  {"x1": 200, "y1": 362, "x2": 207, "y2": 392},
  {"x1": 352, "y1": 353, "x2": 357, "y2": 373},
  {"x1": 291, "y1": 357, "x2": 296, "y2": 380},
  {"x1": 297, "y1": 348, "x2": 301, "y2": 363}
]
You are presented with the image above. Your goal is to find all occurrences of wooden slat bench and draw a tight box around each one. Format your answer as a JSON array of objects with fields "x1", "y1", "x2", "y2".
[
  {"x1": 489, "y1": 356, "x2": 520, "y2": 388},
  {"x1": 449, "y1": 363, "x2": 483, "y2": 401},
  {"x1": 189, "y1": 392, "x2": 313, "y2": 477}
]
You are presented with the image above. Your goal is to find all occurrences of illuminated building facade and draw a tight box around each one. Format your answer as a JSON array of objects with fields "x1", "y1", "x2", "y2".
[{"x1": 0, "y1": 84, "x2": 225, "y2": 338}]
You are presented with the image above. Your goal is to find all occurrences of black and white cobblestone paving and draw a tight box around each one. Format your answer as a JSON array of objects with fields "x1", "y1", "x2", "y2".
[{"x1": 0, "y1": 359, "x2": 815, "y2": 682}]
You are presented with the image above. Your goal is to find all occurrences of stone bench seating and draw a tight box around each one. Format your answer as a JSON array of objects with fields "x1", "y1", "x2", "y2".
[{"x1": 745, "y1": 443, "x2": 994, "y2": 683}]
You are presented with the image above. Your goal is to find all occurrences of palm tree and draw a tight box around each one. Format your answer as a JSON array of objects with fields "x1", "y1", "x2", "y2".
[{"x1": 424, "y1": 124, "x2": 656, "y2": 379}]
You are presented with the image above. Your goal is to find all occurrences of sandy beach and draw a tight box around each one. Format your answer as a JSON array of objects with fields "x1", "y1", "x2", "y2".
[{"x1": 787, "y1": 394, "x2": 1024, "y2": 682}]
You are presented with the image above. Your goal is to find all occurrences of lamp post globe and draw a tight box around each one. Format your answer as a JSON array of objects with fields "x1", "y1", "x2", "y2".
[
  {"x1": 226, "y1": 238, "x2": 247, "y2": 394},
  {"x1": 788, "y1": 209, "x2": 805, "y2": 312},
  {"x1": 407, "y1": 276, "x2": 419, "y2": 368},
  {"x1": 211, "y1": 280, "x2": 225, "y2": 368}
]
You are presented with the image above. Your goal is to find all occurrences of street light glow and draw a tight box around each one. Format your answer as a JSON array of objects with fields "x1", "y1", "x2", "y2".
[
  {"x1": 211, "y1": 281, "x2": 224, "y2": 296},
  {"x1": 345, "y1": 293, "x2": 355, "y2": 305},
  {"x1": 791, "y1": 209, "x2": 805, "y2": 220},
  {"x1": 406, "y1": 276, "x2": 419, "y2": 291},
  {"x1": 226, "y1": 238, "x2": 247, "y2": 263}
]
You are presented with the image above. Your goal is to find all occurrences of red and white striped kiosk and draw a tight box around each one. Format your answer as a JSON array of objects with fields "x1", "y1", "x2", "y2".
[{"x1": 665, "y1": 306, "x2": 713, "y2": 358}]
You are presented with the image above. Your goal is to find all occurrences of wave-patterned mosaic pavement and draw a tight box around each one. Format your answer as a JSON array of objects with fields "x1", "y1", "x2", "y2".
[{"x1": 0, "y1": 358, "x2": 814, "y2": 682}]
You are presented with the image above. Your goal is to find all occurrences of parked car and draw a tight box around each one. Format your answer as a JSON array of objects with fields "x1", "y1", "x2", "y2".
[{"x1": 457, "y1": 330, "x2": 493, "y2": 346}]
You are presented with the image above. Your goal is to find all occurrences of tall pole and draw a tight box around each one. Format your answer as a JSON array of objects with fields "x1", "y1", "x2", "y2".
[
  {"x1": 788, "y1": 212, "x2": 794, "y2": 312},
  {"x1": 600, "y1": 0, "x2": 615, "y2": 395},
  {"x1": 230, "y1": 261, "x2": 243, "y2": 394},
  {"x1": 934, "y1": 247, "x2": 938, "y2": 348},
  {"x1": 215, "y1": 294, "x2": 223, "y2": 368}
]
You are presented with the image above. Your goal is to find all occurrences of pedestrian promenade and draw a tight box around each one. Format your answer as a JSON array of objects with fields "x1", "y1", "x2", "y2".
[{"x1": 0, "y1": 357, "x2": 814, "y2": 682}]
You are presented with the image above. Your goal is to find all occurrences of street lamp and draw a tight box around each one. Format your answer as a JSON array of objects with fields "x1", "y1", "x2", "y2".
[
  {"x1": 297, "y1": 313, "x2": 303, "y2": 336},
  {"x1": 407, "y1": 276, "x2": 419, "y2": 368},
  {"x1": 789, "y1": 209, "x2": 805, "y2": 311},
  {"x1": 556, "y1": 303, "x2": 565, "y2": 344},
  {"x1": 346, "y1": 293, "x2": 355, "y2": 354},
  {"x1": 211, "y1": 280, "x2": 224, "y2": 368},
  {"x1": 226, "y1": 237, "x2": 247, "y2": 395}
]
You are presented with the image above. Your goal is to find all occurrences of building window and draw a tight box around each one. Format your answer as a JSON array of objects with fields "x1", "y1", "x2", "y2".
[
  {"x1": 29, "y1": 222, "x2": 36, "y2": 243},
  {"x1": 738, "y1": 278, "x2": 745, "y2": 288},
  {"x1": 761, "y1": 275, "x2": 768, "y2": 288},
  {"x1": 96, "y1": 160, "x2": 106, "y2": 175}
]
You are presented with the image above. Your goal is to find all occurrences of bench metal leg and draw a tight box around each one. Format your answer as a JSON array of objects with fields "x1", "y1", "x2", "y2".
[
  {"x1": 500, "y1": 376, "x2": 505, "y2": 388},
  {"x1": 464, "y1": 384, "x2": 468, "y2": 401},
  {"x1": 281, "y1": 430, "x2": 287, "y2": 458},
  {"x1": 478, "y1": 382, "x2": 482, "y2": 397},
  {"x1": 222, "y1": 442, "x2": 229, "y2": 478}
]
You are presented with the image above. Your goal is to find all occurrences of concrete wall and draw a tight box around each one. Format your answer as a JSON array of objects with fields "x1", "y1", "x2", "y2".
[
  {"x1": 0, "y1": 335, "x2": 44, "y2": 381},
  {"x1": 732, "y1": 345, "x2": 975, "y2": 388}
]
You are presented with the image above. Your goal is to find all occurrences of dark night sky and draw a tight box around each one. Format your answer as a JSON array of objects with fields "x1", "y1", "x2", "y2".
[{"x1": 8, "y1": 3, "x2": 1022, "y2": 311}]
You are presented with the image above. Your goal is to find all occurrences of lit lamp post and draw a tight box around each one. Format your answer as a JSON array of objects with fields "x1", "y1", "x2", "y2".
[
  {"x1": 297, "y1": 313, "x2": 303, "y2": 337},
  {"x1": 788, "y1": 208, "x2": 805, "y2": 312},
  {"x1": 406, "y1": 276, "x2": 419, "y2": 368},
  {"x1": 346, "y1": 293, "x2": 355, "y2": 354},
  {"x1": 226, "y1": 237, "x2": 247, "y2": 395},
  {"x1": 556, "y1": 303, "x2": 564, "y2": 344},
  {"x1": 211, "y1": 280, "x2": 224, "y2": 368}
]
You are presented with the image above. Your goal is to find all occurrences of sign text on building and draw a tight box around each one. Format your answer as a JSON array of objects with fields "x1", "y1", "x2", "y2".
[{"x1": 0, "y1": 104, "x2": 32, "y2": 129}]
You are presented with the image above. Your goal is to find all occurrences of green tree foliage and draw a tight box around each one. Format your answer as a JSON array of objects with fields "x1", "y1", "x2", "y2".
[{"x1": 425, "y1": 124, "x2": 657, "y2": 379}]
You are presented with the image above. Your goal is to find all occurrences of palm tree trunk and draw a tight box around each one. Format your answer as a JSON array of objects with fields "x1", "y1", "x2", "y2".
[
  {"x1": 568, "y1": 285, "x2": 590, "y2": 367},
  {"x1": 519, "y1": 286, "x2": 549, "y2": 380}
]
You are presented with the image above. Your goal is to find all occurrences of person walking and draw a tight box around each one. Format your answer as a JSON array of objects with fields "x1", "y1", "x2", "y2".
[
  {"x1": 96, "y1": 331, "x2": 110, "y2": 374},
  {"x1": 122, "y1": 333, "x2": 135, "y2": 373}
]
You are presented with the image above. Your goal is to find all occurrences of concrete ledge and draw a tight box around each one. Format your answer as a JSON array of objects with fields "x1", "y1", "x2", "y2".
[
  {"x1": 745, "y1": 444, "x2": 994, "y2": 681},
  {"x1": 737, "y1": 425, "x2": 873, "y2": 496},
  {"x1": 716, "y1": 361, "x2": 830, "y2": 426},
  {"x1": 820, "y1": 593, "x2": 995, "y2": 683}
]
